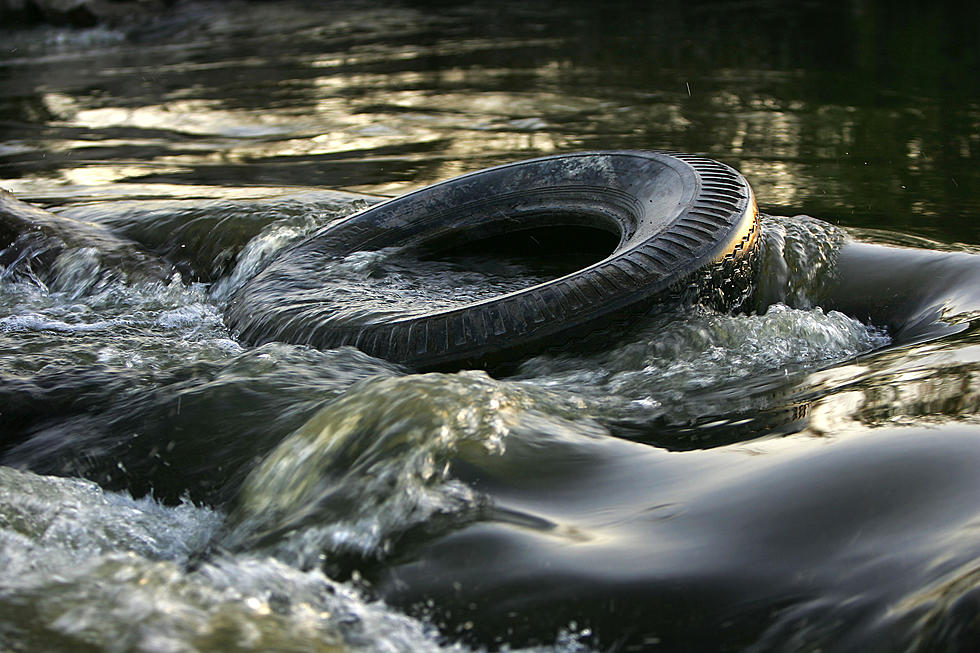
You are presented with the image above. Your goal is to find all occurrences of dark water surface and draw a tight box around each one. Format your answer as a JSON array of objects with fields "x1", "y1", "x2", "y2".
[{"x1": 2, "y1": 1, "x2": 980, "y2": 651}]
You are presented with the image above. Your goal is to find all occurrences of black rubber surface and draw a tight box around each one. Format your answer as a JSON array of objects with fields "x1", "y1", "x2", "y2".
[{"x1": 225, "y1": 151, "x2": 760, "y2": 369}]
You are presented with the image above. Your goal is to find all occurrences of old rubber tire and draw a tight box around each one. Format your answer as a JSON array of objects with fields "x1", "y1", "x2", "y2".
[{"x1": 225, "y1": 151, "x2": 759, "y2": 369}]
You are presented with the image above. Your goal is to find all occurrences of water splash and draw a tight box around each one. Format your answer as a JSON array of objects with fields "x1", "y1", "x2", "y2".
[
  {"x1": 753, "y1": 213, "x2": 848, "y2": 310},
  {"x1": 0, "y1": 271, "x2": 236, "y2": 376},
  {"x1": 517, "y1": 302, "x2": 889, "y2": 426},
  {"x1": 1, "y1": 342, "x2": 402, "y2": 506},
  {"x1": 221, "y1": 371, "x2": 602, "y2": 566},
  {"x1": 220, "y1": 239, "x2": 582, "y2": 353},
  {"x1": 0, "y1": 466, "x2": 218, "y2": 569},
  {"x1": 0, "y1": 467, "x2": 477, "y2": 653}
]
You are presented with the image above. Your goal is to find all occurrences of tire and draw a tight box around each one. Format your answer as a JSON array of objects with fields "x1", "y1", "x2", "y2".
[{"x1": 225, "y1": 151, "x2": 760, "y2": 370}]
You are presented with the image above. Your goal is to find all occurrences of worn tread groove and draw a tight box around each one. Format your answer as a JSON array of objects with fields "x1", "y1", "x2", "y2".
[
  {"x1": 684, "y1": 214, "x2": 725, "y2": 230},
  {"x1": 619, "y1": 256, "x2": 653, "y2": 279},
  {"x1": 676, "y1": 223, "x2": 716, "y2": 240},
  {"x1": 659, "y1": 232, "x2": 700, "y2": 252},
  {"x1": 630, "y1": 249, "x2": 670, "y2": 273},
  {"x1": 646, "y1": 243, "x2": 680, "y2": 262}
]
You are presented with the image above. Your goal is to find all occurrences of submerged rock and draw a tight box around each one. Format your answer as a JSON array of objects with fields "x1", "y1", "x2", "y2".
[{"x1": 0, "y1": 188, "x2": 171, "y2": 283}]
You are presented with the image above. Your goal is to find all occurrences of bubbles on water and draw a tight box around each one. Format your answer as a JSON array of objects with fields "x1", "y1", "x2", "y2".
[
  {"x1": 518, "y1": 302, "x2": 890, "y2": 426},
  {"x1": 0, "y1": 465, "x2": 598, "y2": 652},
  {"x1": 0, "y1": 310, "x2": 127, "y2": 334},
  {"x1": 0, "y1": 266, "x2": 237, "y2": 376},
  {"x1": 0, "y1": 466, "x2": 218, "y2": 577},
  {"x1": 0, "y1": 467, "x2": 474, "y2": 653},
  {"x1": 506, "y1": 215, "x2": 889, "y2": 429}
]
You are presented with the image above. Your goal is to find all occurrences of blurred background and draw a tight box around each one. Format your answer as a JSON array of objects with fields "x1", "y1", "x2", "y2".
[{"x1": 1, "y1": 0, "x2": 978, "y2": 241}]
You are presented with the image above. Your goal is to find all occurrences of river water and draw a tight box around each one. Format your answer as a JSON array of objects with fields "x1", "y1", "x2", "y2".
[{"x1": 2, "y1": 1, "x2": 980, "y2": 651}]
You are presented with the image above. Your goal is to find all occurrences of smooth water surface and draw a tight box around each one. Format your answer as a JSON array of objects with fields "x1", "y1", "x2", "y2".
[{"x1": 2, "y1": 1, "x2": 980, "y2": 651}]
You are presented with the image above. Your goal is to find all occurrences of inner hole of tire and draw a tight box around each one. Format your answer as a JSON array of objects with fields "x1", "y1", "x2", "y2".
[{"x1": 417, "y1": 225, "x2": 620, "y2": 280}]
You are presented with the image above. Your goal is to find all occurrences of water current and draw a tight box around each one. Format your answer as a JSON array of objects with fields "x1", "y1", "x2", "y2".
[{"x1": 2, "y1": 1, "x2": 980, "y2": 651}]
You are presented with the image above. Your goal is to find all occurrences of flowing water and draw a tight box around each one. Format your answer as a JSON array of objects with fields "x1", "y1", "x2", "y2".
[{"x1": 2, "y1": 1, "x2": 980, "y2": 651}]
